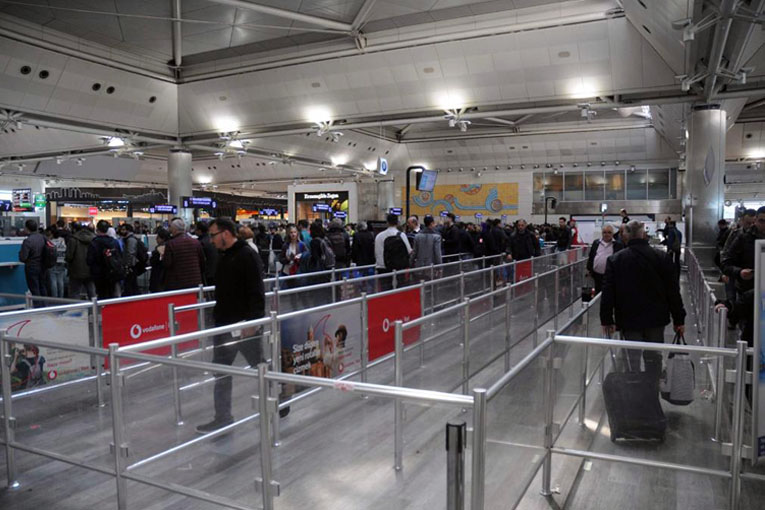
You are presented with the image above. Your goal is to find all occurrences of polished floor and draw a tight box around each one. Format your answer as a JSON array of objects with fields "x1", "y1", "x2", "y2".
[{"x1": 1, "y1": 272, "x2": 764, "y2": 509}]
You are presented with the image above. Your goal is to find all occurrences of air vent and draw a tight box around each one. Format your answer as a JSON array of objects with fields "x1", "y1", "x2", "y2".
[
  {"x1": 20, "y1": 65, "x2": 31, "y2": 75},
  {"x1": 558, "y1": 51, "x2": 571, "y2": 58},
  {"x1": 642, "y1": 25, "x2": 651, "y2": 34},
  {"x1": 38, "y1": 70, "x2": 49, "y2": 79},
  {"x1": 106, "y1": 86, "x2": 115, "y2": 94},
  {"x1": 149, "y1": 96, "x2": 157, "y2": 103},
  {"x1": 92, "y1": 83, "x2": 101, "y2": 91}
]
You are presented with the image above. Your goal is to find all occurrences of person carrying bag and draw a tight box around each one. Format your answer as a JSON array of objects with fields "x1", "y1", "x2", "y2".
[{"x1": 660, "y1": 332, "x2": 695, "y2": 406}]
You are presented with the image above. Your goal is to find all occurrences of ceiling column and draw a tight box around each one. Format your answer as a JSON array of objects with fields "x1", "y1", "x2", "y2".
[
  {"x1": 168, "y1": 149, "x2": 193, "y2": 226},
  {"x1": 685, "y1": 105, "x2": 727, "y2": 268}
]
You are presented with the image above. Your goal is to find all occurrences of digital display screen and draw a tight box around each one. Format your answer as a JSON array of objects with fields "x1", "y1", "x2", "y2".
[
  {"x1": 12, "y1": 188, "x2": 33, "y2": 212},
  {"x1": 417, "y1": 170, "x2": 438, "y2": 192},
  {"x1": 149, "y1": 204, "x2": 178, "y2": 214},
  {"x1": 389, "y1": 207, "x2": 402, "y2": 215},
  {"x1": 333, "y1": 211, "x2": 347, "y2": 219},
  {"x1": 260, "y1": 208, "x2": 279, "y2": 216},
  {"x1": 182, "y1": 196, "x2": 217, "y2": 209},
  {"x1": 312, "y1": 203, "x2": 331, "y2": 212},
  {"x1": 0, "y1": 200, "x2": 12, "y2": 212}
]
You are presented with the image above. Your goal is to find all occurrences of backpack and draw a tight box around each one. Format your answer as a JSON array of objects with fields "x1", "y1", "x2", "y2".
[
  {"x1": 132, "y1": 236, "x2": 149, "y2": 275},
  {"x1": 103, "y1": 247, "x2": 126, "y2": 282},
  {"x1": 42, "y1": 239, "x2": 57, "y2": 269},
  {"x1": 327, "y1": 230, "x2": 347, "y2": 261},
  {"x1": 301, "y1": 238, "x2": 336, "y2": 272},
  {"x1": 384, "y1": 233, "x2": 410, "y2": 271},
  {"x1": 319, "y1": 237, "x2": 336, "y2": 269}
]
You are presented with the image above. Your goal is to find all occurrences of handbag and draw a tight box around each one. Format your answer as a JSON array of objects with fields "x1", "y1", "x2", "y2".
[{"x1": 660, "y1": 332, "x2": 695, "y2": 405}]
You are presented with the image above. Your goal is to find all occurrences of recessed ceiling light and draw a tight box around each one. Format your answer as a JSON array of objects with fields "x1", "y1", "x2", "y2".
[
  {"x1": 558, "y1": 51, "x2": 571, "y2": 58},
  {"x1": 423, "y1": 67, "x2": 435, "y2": 74}
]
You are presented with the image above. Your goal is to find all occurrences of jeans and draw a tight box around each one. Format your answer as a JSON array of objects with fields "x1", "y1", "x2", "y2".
[
  {"x1": 69, "y1": 278, "x2": 96, "y2": 300},
  {"x1": 212, "y1": 327, "x2": 263, "y2": 421},
  {"x1": 122, "y1": 272, "x2": 139, "y2": 296},
  {"x1": 94, "y1": 279, "x2": 122, "y2": 299},
  {"x1": 48, "y1": 265, "x2": 66, "y2": 298},
  {"x1": 619, "y1": 326, "x2": 665, "y2": 380},
  {"x1": 24, "y1": 265, "x2": 47, "y2": 307}
]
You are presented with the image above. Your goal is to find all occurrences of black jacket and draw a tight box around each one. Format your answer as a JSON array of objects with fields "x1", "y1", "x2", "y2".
[
  {"x1": 351, "y1": 230, "x2": 375, "y2": 266},
  {"x1": 721, "y1": 226, "x2": 765, "y2": 292},
  {"x1": 509, "y1": 229, "x2": 540, "y2": 260},
  {"x1": 555, "y1": 226, "x2": 571, "y2": 250},
  {"x1": 600, "y1": 239, "x2": 685, "y2": 330},
  {"x1": 214, "y1": 240, "x2": 265, "y2": 326},
  {"x1": 86, "y1": 235, "x2": 122, "y2": 280},
  {"x1": 198, "y1": 233, "x2": 218, "y2": 285},
  {"x1": 485, "y1": 226, "x2": 508, "y2": 256},
  {"x1": 441, "y1": 224, "x2": 461, "y2": 256},
  {"x1": 458, "y1": 228, "x2": 474, "y2": 255},
  {"x1": 586, "y1": 239, "x2": 624, "y2": 274}
]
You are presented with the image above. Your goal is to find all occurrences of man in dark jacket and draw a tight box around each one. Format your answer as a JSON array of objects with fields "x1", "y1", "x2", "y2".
[
  {"x1": 196, "y1": 221, "x2": 218, "y2": 285},
  {"x1": 117, "y1": 223, "x2": 141, "y2": 296},
  {"x1": 326, "y1": 218, "x2": 351, "y2": 269},
  {"x1": 601, "y1": 220, "x2": 686, "y2": 379},
  {"x1": 586, "y1": 224, "x2": 624, "y2": 294},
  {"x1": 197, "y1": 217, "x2": 269, "y2": 434},
  {"x1": 351, "y1": 221, "x2": 376, "y2": 267},
  {"x1": 162, "y1": 218, "x2": 205, "y2": 290},
  {"x1": 19, "y1": 219, "x2": 48, "y2": 301},
  {"x1": 457, "y1": 222, "x2": 474, "y2": 259},
  {"x1": 86, "y1": 220, "x2": 123, "y2": 299},
  {"x1": 66, "y1": 223, "x2": 96, "y2": 299},
  {"x1": 509, "y1": 219, "x2": 540, "y2": 261},
  {"x1": 555, "y1": 217, "x2": 571, "y2": 252},
  {"x1": 441, "y1": 213, "x2": 461, "y2": 257},
  {"x1": 485, "y1": 219, "x2": 508, "y2": 260}
]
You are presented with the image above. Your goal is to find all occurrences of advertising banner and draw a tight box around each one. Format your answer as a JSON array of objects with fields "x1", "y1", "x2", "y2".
[
  {"x1": 368, "y1": 287, "x2": 422, "y2": 361},
  {"x1": 755, "y1": 240, "x2": 765, "y2": 461},
  {"x1": 280, "y1": 301, "x2": 361, "y2": 380},
  {"x1": 0, "y1": 309, "x2": 91, "y2": 392},
  {"x1": 515, "y1": 260, "x2": 533, "y2": 283},
  {"x1": 101, "y1": 292, "x2": 199, "y2": 364}
]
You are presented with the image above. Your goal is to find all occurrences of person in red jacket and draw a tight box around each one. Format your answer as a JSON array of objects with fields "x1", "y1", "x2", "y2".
[{"x1": 162, "y1": 218, "x2": 205, "y2": 290}]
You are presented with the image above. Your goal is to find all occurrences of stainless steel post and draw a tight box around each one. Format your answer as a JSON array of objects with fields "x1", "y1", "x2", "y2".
[
  {"x1": 554, "y1": 270, "x2": 560, "y2": 331},
  {"x1": 331, "y1": 268, "x2": 337, "y2": 301},
  {"x1": 462, "y1": 300, "x2": 471, "y2": 395},
  {"x1": 361, "y1": 293, "x2": 369, "y2": 384},
  {"x1": 419, "y1": 281, "x2": 426, "y2": 368},
  {"x1": 706, "y1": 293, "x2": 714, "y2": 346},
  {"x1": 470, "y1": 388, "x2": 487, "y2": 510},
  {"x1": 569, "y1": 266, "x2": 575, "y2": 319},
  {"x1": 713, "y1": 308, "x2": 727, "y2": 442},
  {"x1": 460, "y1": 271, "x2": 465, "y2": 301},
  {"x1": 446, "y1": 421, "x2": 466, "y2": 510},
  {"x1": 579, "y1": 342, "x2": 588, "y2": 426},
  {"x1": 1, "y1": 334, "x2": 19, "y2": 489},
  {"x1": 167, "y1": 304, "x2": 183, "y2": 426},
  {"x1": 504, "y1": 286, "x2": 511, "y2": 372},
  {"x1": 24, "y1": 291, "x2": 31, "y2": 309},
  {"x1": 91, "y1": 297, "x2": 105, "y2": 408},
  {"x1": 108, "y1": 344, "x2": 128, "y2": 509},
  {"x1": 533, "y1": 275, "x2": 539, "y2": 347},
  {"x1": 430, "y1": 264, "x2": 436, "y2": 312},
  {"x1": 269, "y1": 311, "x2": 281, "y2": 447},
  {"x1": 197, "y1": 284, "x2": 204, "y2": 331},
  {"x1": 257, "y1": 363, "x2": 275, "y2": 510},
  {"x1": 541, "y1": 331, "x2": 555, "y2": 496},
  {"x1": 730, "y1": 341, "x2": 746, "y2": 510},
  {"x1": 272, "y1": 287, "x2": 280, "y2": 315},
  {"x1": 394, "y1": 320, "x2": 404, "y2": 471},
  {"x1": 393, "y1": 269, "x2": 398, "y2": 290}
]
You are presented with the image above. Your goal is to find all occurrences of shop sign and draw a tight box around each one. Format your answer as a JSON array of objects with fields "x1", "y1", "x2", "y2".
[
  {"x1": 367, "y1": 287, "x2": 422, "y2": 361},
  {"x1": 333, "y1": 211, "x2": 347, "y2": 219},
  {"x1": 297, "y1": 192, "x2": 342, "y2": 201},
  {"x1": 88, "y1": 206, "x2": 98, "y2": 216},
  {"x1": 149, "y1": 204, "x2": 178, "y2": 214},
  {"x1": 34, "y1": 193, "x2": 47, "y2": 208}
]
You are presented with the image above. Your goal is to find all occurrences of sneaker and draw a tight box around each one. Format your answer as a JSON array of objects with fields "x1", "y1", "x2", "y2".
[
  {"x1": 279, "y1": 405, "x2": 291, "y2": 418},
  {"x1": 195, "y1": 418, "x2": 234, "y2": 434}
]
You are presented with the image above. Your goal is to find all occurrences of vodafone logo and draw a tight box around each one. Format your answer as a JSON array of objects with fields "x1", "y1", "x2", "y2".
[
  {"x1": 130, "y1": 324, "x2": 143, "y2": 339},
  {"x1": 129, "y1": 323, "x2": 166, "y2": 340},
  {"x1": 47, "y1": 370, "x2": 57, "y2": 380},
  {"x1": 382, "y1": 316, "x2": 412, "y2": 333}
]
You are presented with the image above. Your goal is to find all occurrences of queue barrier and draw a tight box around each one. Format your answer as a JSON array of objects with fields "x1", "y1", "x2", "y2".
[{"x1": 0, "y1": 247, "x2": 585, "y2": 509}]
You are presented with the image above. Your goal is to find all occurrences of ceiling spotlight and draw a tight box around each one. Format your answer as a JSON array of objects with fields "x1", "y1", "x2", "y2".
[
  {"x1": 533, "y1": 164, "x2": 539, "y2": 169},
  {"x1": 17, "y1": 163, "x2": 24, "y2": 171},
  {"x1": 330, "y1": 131, "x2": 343, "y2": 143},
  {"x1": 448, "y1": 118, "x2": 457, "y2": 128},
  {"x1": 573, "y1": 163, "x2": 578, "y2": 167},
  {"x1": 587, "y1": 162, "x2": 592, "y2": 167},
  {"x1": 495, "y1": 166, "x2": 500, "y2": 170},
  {"x1": 215, "y1": 151, "x2": 225, "y2": 160},
  {"x1": 545, "y1": 163, "x2": 552, "y2": 168},
  {"x1": 105, "y1": 136, "x2": 125, "y2": 148},
  {"x1": 76, "y1": 158, "x2": 84, "y2": 166},
  {"x1": 559, "y1": 163, "x2": 564, "y2": 168},
  {"x1": 615, "y1": 160, "x2": 620, "y2": 165},
  {"x1": 629, "y1": 165, "x2": 636, "y2": 172},
  {"x1": 219, "y1": 133, "x2": 233, "y2": 141},
  {"x1": 520, "y1": 164, "x2": 525, "y2": 170},
  {"x1": 314, "y1": 120, "x2": 334, "y2": 137},
  {"x1": 600, "y1": 161, "x2": 606, "y2": 166},
  {"x1": 55, "y1": 156, "x2": 63, "y2": 165}
]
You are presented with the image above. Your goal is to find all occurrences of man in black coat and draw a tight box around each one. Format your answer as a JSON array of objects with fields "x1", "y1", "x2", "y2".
[
  {"x1": 195, "y1": 221, "x2": 218, "y2": 285},
  {"x1": 509, "y1": 219, "x2": 540, "y2": 261},
  {"x1": 586, "y1": 224, "x2": 624, "y2": 294},
  {"x1": 197, "y1": 217, "x2": 270, "y2": 434},
  {"x1": 555, "y1": 216, "x2": 571, "y2": 252},
  {"x1": 351, "y1": 221, "x2": 376, "y2": 267},
  {"x1": 441, "y1": 213, "x2": 461, "y2": 257},
  {"x1": 601, "y1": 220, "x2": 686, "y2": 379}
]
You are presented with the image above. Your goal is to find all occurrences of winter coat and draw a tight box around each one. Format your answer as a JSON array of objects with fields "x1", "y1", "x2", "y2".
[
  {"x1": 66, "y1": 229, "x2": 95, "y2": 280},
  {"x1": 411, "y1": 227, "x2": 443, "y2": 267}
]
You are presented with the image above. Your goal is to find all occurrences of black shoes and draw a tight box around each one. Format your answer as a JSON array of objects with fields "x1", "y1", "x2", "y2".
[
  {"x1": 279, "y1": 405, "x2": 290, "y2": 418},
  {"x1": 195, "y1": 417, "x2": 234, "y2": 434}
]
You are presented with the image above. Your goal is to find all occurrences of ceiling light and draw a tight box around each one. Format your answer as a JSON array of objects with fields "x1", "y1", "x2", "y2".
[
  {"x1": 477, "y1": 171, "x2": 482, "y2": 177},
  {"x1": 17, "y1": 163, "x2": 24, "y2": 171},
  {"x1": 553, "y1": 169, "x2": 558, "y2": 175},
  {"x1": 587, "y1": 162, "x2": 592, "y2": 167},
  {"x1": 546, "y1": 163, "x2": 552, "y2": 168},
  {"x1": 76, "y1": 158, "x2": 84, "y2": 166},
  {"x1": 629, "y1": 165, "x2": 636, "y2": 172},
  {"x1": 55, "y1": 156, "x2": 63, "y2": 165},
  {"x1": 533, "y1": 164, "x2": 538, "y2": 169},
  {"x1": 615, "y1": 161, "x2": 620, "y2": 166},
  {"x1": 330, "y1": 131, "x2": 343, "y2": 143},
  {"x1": 106, "y1": 136, "x2": 125, "y2": 148},
  {"x1": 448, "y1": 118, "x2": 457, "y2": 128},
  {"x1": 600, "y1": 161, "x2": 606, "y2": 166},
  {"x1": 458, "y1": 120, "x2": 470, "y2": 132},
  {"x1": 215, "y1": 152, "x2": 225, "y2": 160}
]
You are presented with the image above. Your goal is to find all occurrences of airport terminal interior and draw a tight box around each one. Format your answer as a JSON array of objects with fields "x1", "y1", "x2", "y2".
[{"x1": 2, "y1": 0, "x2": 765, "y2": 509}]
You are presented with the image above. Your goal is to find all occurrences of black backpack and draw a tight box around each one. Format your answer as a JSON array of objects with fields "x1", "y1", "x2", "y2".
[
  {"x1": 42, "y1": 239, "x2": 57, "y2": 269},
  {"x1": 132, "y1": 236, "x2": 149, "y2": 275},
  {"x1": 327, "y1": 230, "x2": 347, "y2": 261},
  {"x1": 384, "y1": 233, "x2": 410, "y2": 271},
  {"x1": 103, "y1": 247, "x2": 126, "y2": 282}
]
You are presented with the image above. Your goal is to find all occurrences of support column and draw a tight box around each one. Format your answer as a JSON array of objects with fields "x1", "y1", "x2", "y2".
[
  {"x1": 168, "y1": 149, "x2": 193, "y2": 226},
  {"x1": 685, "y1": 105, "x2": 726, "y2": 269}
]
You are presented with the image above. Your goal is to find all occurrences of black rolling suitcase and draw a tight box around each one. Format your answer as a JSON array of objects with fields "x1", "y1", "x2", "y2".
[{"x1": 602, "y1": 346, "x2": 667, "y2": 442}]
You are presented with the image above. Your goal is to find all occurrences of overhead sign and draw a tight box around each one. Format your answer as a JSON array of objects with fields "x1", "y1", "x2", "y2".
[
  {"x1": 182, "y1": 196, "x2": 217, "y2": 209},
  {"x1": 260, "y1": 208, "x2": 279, "y2": 216},
  {"x1": 312, "y1": 203, "x2": 331, "y2": 212},
  {"x1": 439, "y1": 211, "x2": 449, "y2": 217},
  {"x1": 12, "y1": 188, "x2": 33, "y2": 212},
  {"x1": 389, "y1": 207, "x2": 402, "y2": 215},
  {"x1": 34, "y1": 193, "x2": 47, "y2": 208},
  {"x1": 377, "y1": 156, "x2": 389, "y2": 175},
  {"x1": 0, "y1": 200, "x2": 12, "y2": 212},
  {"x1": 475, "y1": 213, "x2": 483, "y2": 218},
  {"x1": 333, "y1": 211, "x2": 347, "y2": 219},
  {"x1": 149, "y1": 204, "x2": 178, "y2": 214}
]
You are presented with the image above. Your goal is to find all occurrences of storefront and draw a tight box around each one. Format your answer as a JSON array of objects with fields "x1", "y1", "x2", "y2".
[{"x1": 289, "y1": 183, "x2": 357, "y2": 223}]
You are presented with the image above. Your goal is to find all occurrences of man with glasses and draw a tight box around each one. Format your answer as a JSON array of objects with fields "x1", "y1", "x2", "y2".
[
  {"x1": 196, "y1": 217, "x2": 272, "y2": 434},
  {"x1": 586, "y1": 224, "x2": 623, "y2": 294}
]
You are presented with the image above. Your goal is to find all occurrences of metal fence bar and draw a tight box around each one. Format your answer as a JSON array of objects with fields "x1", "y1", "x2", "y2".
[
  {"x1": 1, "y1": 333, "x2": 19, "y2": 489},
  {"x1": 108, "y1": 344, "x2": 128, "y2": 509},
  {"x1": 394, "y1": 319, "x2": 404, "y2": 471},
  {"x1": 446, "y1": 421, "x2": 466, "y2": 510},
  {"x1": 729, "y1": 341, "x2": 747, "y2": 510},
  {"x1": 470, "y1": 388, "x2": 487, "y2": 510}
]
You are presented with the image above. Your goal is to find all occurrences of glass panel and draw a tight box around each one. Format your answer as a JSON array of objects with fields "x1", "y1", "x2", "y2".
[
  {"x1": 544, "y1": 173, "x2": 563, "y2": 201},
  {"x1": 626, "y1": 169, "x2": 647, "y2": 200},
  {"x1": 605, "y1": 170, "x2": 625, "y2": 200},
  {"x1": 670, "y1": 168, "x2": 677, "y2": 198},
  {"x1": 584, "y1": 171, "x2": 605, "y2": 201},
  {"x1": 533, "y1": 173, "x2": 545, "y2": 203},
  {"x1": 647, "y1": 169, "x2": 669, "y2": 199},
  {"x1": 563, "y1": 172, "x2": 584, "y2": 201}
]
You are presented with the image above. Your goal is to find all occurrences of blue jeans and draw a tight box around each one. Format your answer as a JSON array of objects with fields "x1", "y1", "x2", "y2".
[
  {"x1": 25, "y1": 265, "x2": 47, "y2": 307},
  {"x1": 48, "y1": 265, "x2": 66, "y2": 298}
]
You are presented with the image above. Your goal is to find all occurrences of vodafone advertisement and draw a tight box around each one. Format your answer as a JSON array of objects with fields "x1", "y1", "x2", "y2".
[
  {"x1": 515, "y1": 260, "x2": 533, "y2": 283},
  {"x1": 368, "y1": 287, "x2": 422, "y2": 361},
  {"x1": 101, "y1": 292, "x2": 199, "y2": 363}
]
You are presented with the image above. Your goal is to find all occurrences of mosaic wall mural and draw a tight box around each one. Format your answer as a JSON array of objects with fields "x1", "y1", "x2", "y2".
[{"x1": 405, "y1": 183, "x2": 519, "y2": 217}]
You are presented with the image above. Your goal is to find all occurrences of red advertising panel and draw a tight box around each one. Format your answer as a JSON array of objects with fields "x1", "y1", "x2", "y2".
[
  {"x1": 101, "y1": 292, "x2": 199, "y2": 365},
  {"x1": 515, "y1": 260, "x2": 533, "y2": 283},
  {"x1": 567, "y1": 248, "x2": 578, "y2": 264},
  {"x1": 368, "y1": 287, "x2": 422, "y2": 361}
]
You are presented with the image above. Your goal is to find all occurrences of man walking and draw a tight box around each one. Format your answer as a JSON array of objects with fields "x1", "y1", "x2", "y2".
[
  {"x1": 411, "y1": 215, "x2": 442, "y2": 269},
  {"x1": 555, "y1": 217, "x2": 572, "y2": 252},
  {"x1": 162, "y1": 218, "x2": 205, "y2": 290},
  {"x1": 19, "y1": 219, "x2": 48, "y2": 301},
  {"x1": 509, "y1": 219, "x2": 540, "y2": 261},
  {"x1": 587, "y1": 224, "x2": 623, "y2": 294},
  {"x1": 196, "y1": 217, "x2": 273, "y2": 434},
  {"x1": 86, "y1": 220, "x2": 123, "y2": 299},
  {"x1": 601, "y1": 220, "x2": 685, "y2": 379}
]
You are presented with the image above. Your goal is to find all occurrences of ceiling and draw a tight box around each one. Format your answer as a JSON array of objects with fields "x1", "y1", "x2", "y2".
[{"x1": 1, "y1": 0, "x2": 765, "y2": 196}]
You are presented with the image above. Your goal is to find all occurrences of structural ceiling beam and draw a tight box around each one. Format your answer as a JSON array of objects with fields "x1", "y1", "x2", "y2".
[{"x1": 205, "y1": 0, "x2": 352, "y2": 32}]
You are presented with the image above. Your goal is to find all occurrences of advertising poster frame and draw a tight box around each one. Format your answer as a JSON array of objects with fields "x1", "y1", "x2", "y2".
[
  {"x1": 367, "y1": 287, "x2": 422, "y2": 361},
  {"x1": 753, "y1": 239, "x2": 765, "y2": 464}
]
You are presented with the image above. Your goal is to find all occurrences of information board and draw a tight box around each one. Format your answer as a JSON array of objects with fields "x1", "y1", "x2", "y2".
[
  {"x1": 182, "y1": 196, "x2": 217, "y2": 209},
  {"x1": 12, "y1": 188, "x2": 33, "y2": 212},
  {"x1": 754, "y1": 239, "x2": 765, "y2": 462},
  {"x1": 149, "y1": 204, "x2": 178, "y2": 214}
]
